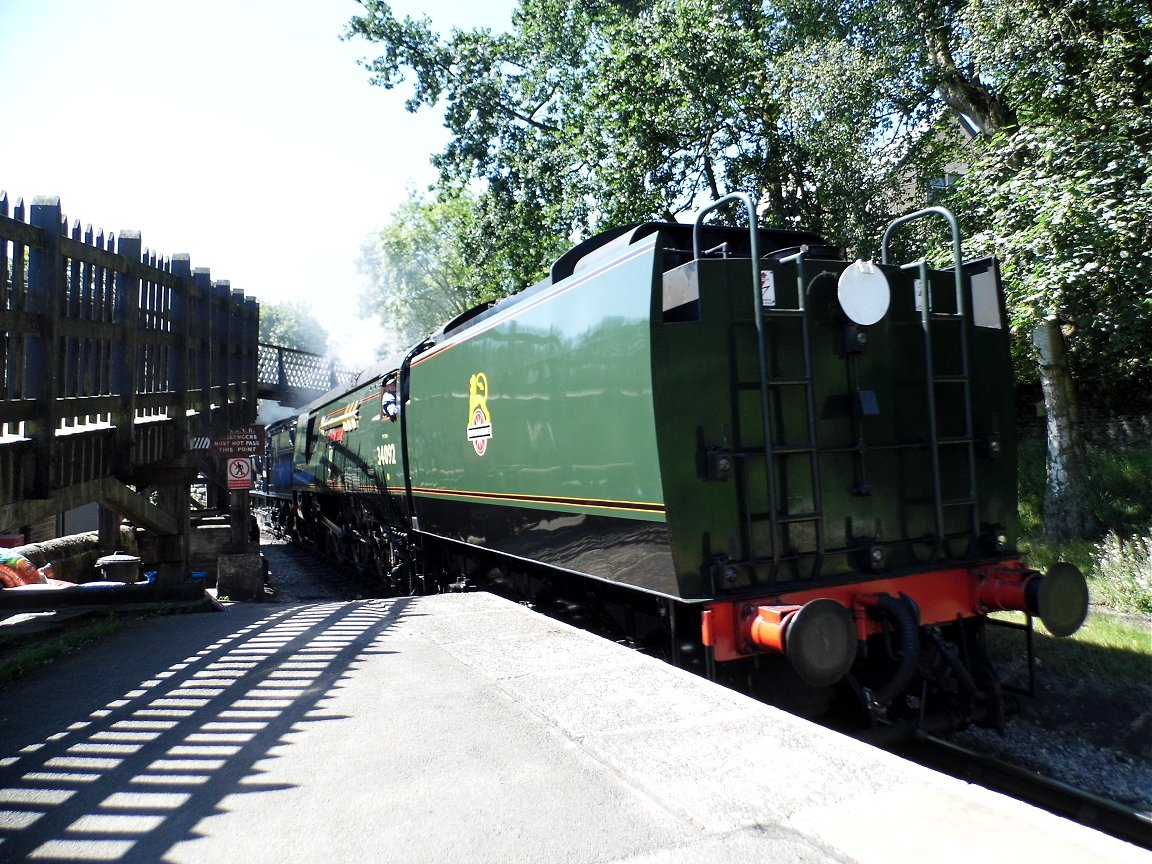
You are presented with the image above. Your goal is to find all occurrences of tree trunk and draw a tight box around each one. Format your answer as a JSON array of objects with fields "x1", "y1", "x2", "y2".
[{"x1": 1032, "y1": 317, "x2": 1095, "y2": 540}]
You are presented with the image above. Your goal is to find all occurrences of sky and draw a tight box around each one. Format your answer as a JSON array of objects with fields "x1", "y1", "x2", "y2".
[{"x1": 0, "y1": 0, "x2": 515, "y2": 370}]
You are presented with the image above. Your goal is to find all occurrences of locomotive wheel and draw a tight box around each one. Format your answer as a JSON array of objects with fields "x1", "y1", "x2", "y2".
[
  {"x1": 349, "y1": 534, "x2": 372, "y2": 575},
  {"x1": 371, "y1": 538, "x2": 392, "y2": 582},
  {"x1": 322, "y1": 528, "x2": 341, "y2": 560}
]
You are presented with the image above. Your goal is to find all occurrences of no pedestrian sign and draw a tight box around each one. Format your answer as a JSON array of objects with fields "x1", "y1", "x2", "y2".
[{"x1": 227, "y1": 457, "x2": 254, "y2": 490}]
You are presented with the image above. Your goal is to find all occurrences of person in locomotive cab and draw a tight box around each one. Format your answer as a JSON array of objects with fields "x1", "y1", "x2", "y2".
[{"x1": 381, "y1": 380, "x2": 400, "y2": 421}]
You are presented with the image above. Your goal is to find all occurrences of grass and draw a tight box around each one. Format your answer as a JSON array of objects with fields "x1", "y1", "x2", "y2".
[
  {"x1": 988, "y1": 610, "x2": 1151, "y2": 687},
  {"x1": 1038, "y1": 612, "x2": 1150, "y2": 682},
  {"x1": 0, "y1": 615, "x2": 124, "y2": 689},
  {"x1": 1017, "y1": 438, "x2": 1152, "y2": 539},
  {"x1": 1017, "y1": 437, "x2": 1152, "y2": 617},
  {"x1": 1011, "y1": 438, "x2": 1152, "y2": 686}
]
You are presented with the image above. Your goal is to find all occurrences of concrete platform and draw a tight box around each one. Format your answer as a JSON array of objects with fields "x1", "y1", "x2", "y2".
[{"x1": 0, "y1": 593, "x2": 1146, "y2": 863}]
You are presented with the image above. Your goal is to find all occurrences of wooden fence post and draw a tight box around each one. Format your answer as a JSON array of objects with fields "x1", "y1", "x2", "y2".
[
  {"x1": 226, "y1": 285, "x2": 241, "y2": 427},
  {"x1": 243, "y1": 295, "x2": 259, "y2": 422},
  {"x1": 192, "y1": 268, "x2": 213, "y2": 438},
  {"x1": 25, "y1": 197, "x2": 63, "y2": 498},
  {"x1": 111, "y1": 230, "x2": 141, "y2": 475},
  {"x1": 212, "y1": 280, "x2": 228, "y2": 417},
  {"x1": 169, "y1": 255, "x2": 191, "y2": 452}
]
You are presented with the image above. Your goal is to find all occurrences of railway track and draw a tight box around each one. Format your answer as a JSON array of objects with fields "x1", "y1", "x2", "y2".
[{"x1": 889, "y1": 735, "x2": 1152, "y2": 851}]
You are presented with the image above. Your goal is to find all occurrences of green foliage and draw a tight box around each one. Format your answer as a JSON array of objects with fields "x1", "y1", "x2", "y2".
[
  {"x1": 1017, "y1": 526, "x2": 1152, "y2": 617},
  {"x1": 957, "y1": 120, "x2": 1152, "y2": 388},
  {"x1": 1086, "y1": 448, "x2": 1152, "y2": 533},
  {"x1": 573, "y1": 0, "x2": 929, "y2": 250},
  {"x1": 1092, "y1": 532, "x2": 1152, "y2": 615},
  {"x1": 258, "y1": 300, "x2": 330, "y2": 355},
  {"x1": 1020, "y1": 439, "x2": 1152, "y2": 539},
  {"x1": 1019, "y1": 438, "x2": 1152, "y2": 615},
  {"x1": 345, "y1": 0, "x2": 941, "y2": 265},
  {"x1": 1016, "y1": 535, "x2": 1097, "y2": 583},
  {"x1": 357, "y1": 188, "x2": 511, "y2": 357},
  {"x1": 346, "y1": 0, "x2": 598, "y2": 282},
  {"x1": 1016, "y1": 436, "x2": 1046, "y2": 536},
  {"x1": 948, "y1": 1, "x2": 1152, "y2": 389}
]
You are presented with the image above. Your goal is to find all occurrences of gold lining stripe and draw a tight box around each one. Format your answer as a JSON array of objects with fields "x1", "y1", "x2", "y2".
[
  {"x1": 411, "y1": 486, "x2": 665, "y2": 515},
  {"x1": 319, "y1": 405, "x2": 359, "y2": 431}
]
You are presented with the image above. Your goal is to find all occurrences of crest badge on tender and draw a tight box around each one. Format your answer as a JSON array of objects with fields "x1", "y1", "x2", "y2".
[{"x1": 467, "y1": 372, "x2": 492, "y2": 456}]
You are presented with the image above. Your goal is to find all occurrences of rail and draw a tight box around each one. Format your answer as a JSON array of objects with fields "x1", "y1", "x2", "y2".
[{"x1": 891, "y1": 734, "x2": 1152, "y2": 851}]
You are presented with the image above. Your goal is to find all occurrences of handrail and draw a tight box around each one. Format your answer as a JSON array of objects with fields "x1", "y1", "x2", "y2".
[
  {"x1": 692, "y1": 192, "x2": 762, "y2": 295},
  {"x1": 693, "y1": 193, "x2": 780, "y2": 571},
  {"x1": 881, "y1": 205, "x2": 977, "y2": 552},
  {"x1": 881, "y1": 205, "x2": 964, "y2": 313}
]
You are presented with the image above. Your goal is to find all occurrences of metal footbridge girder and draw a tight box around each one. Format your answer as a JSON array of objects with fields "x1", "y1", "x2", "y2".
[{"x1": 256, "y1": 343, "x2": 357, "y2": 408}]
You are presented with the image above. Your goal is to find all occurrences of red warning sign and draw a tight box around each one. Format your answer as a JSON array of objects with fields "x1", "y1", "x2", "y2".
[{"x1": 227, "y1": 457, "x2": 254, "y2": 490}]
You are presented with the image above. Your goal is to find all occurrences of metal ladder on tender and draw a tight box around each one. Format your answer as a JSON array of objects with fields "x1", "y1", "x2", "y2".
[
  {"x1": 881, "y1": 207, "x2": 979, "y2": 557},
  {"x1": 693, "y1": 194, "x2": 826, "y2": 584}
]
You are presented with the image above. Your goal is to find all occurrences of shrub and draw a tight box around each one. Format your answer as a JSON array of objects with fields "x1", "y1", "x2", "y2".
[{"x1": 1091, "y1": 531, "x2": 1152, "y2": 615}]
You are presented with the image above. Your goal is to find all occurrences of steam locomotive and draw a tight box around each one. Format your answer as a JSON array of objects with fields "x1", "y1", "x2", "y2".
[{"x1": 261, "y1": 196, "x2": 1089, "y2": 734}]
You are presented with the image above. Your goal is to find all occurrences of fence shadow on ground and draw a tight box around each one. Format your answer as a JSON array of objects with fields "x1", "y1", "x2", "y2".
[{"x1": 0, "y1": 597, "x2": 413, "y2": 861}]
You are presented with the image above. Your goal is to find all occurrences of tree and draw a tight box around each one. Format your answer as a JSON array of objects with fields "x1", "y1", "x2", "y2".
[
  {"x1": 357, "y1": 188, "x2": 506, "y2": 357},
  {"x1": 779, "y1": 0, "x2": 1151, "y2": 539},
  {"x1": 346, "y1": 0, "x2": 621, "y2": 284},
  {"x1": 943, "y1": 0, "x2": 1152, "y2": 538},
  {"x1": 347, "y1": 0, "x2": 1152, "y2": 539},
  {"x1": 345, "y1": 0, "x2": 929, "y2": 264},
  {"x1": 258, "y1": 299, "x2": 330, "y2": 355}
]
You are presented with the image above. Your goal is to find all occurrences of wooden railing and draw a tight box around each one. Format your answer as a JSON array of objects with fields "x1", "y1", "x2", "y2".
[{"x1": 0, "y1": 193, "x2": 258, "y2": 533}]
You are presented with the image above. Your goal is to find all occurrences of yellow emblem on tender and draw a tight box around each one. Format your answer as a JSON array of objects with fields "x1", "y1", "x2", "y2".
[{"x1": 467, "y1": 372, "x2": 493, "y2": 456}]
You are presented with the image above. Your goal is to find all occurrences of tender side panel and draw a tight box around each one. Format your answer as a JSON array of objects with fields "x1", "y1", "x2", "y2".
[{"x1": 406, "y1": 236, "x2": 677, "y2": 594}]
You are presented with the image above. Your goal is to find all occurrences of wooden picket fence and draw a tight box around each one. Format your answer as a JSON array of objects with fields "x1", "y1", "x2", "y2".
[{"x1": 0, "y1": 193, "x2": 258, "y2": 530}]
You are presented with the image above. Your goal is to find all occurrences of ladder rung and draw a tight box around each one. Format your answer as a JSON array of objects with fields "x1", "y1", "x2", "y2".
[
  {"x1": 750, "y1": 512, "x2": 822, "y2": 525},
  {"x1": 735, "y1": 378, "x2": 812, "y2": 390},
  {"x1": 733, "y1": 446, "x2": 815, "y2": 458}
]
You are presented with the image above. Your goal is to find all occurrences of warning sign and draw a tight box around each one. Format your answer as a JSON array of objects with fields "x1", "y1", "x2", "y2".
[
  {"x1": 211, "y1": 426, "x2": 266, "y2": 457},
  {"x1": 227, "y1": 457, "x2": 254, "y2": 490}
]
